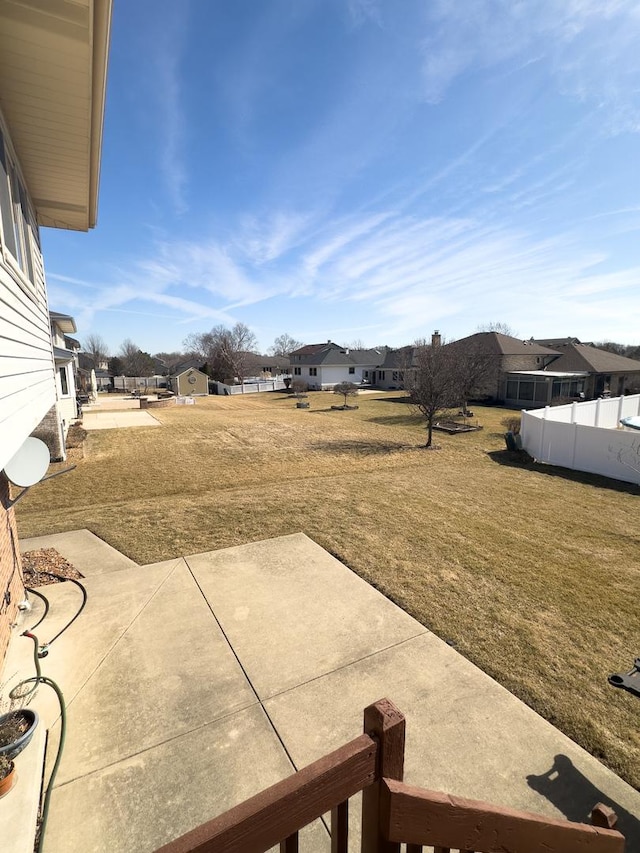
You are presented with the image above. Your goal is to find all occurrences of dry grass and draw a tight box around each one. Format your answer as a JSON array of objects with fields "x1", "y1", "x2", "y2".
[{"x1": 16, "y1": 391, "x2": 640, "y2": 788}]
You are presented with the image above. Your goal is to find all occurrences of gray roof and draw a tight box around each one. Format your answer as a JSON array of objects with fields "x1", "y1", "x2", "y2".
[
  {"x1": 544, "y1": 343, "x2": 640, "y2": 374},
  {"x1": 450, "y1": 332, "x2": 559, "y2": 356},
  {"x1": 289, "y1": 342, "x2": 385, "y2": 367},
  {"x1": 380, "y1": 346, "x2": 417, "y2": 369}
]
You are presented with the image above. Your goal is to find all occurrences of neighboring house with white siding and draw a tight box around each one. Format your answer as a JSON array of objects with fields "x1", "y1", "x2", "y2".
[
  {"x1": 0, "y1": 0, "x2": 112, "y2": 665},
  {"x1": 49, "y1": 310, "x2": 80, "y2": 446},
  {"x1": 289, "y1": 342, "x2": 387, "y2": 389}
]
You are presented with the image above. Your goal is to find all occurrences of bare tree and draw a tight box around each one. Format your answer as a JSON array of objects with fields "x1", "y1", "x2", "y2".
[
  {"x1": 83, "y1": 333, "x2": 109, "y2": 368},
  {"x1": 593, "y1": 341, "x2": 627, "y2": 356},
  {"x1": 406, "y1": 337, "x2": 493, "y2": 448},
  {"x1": 333, "y1": 381, "x2": 359, "y2": 408},
  {"x1": 476, "y1": 321, "x2": 517, "y2": 337},
  {"x1": 119, "y1": 339, "x2": 154, "y2": 378},
  {"x1": 183, "y1": 323, "x2": 258, "y2": 385},
  {"x1": 268, "y1": 333, "x2": 303, "y2": 357}
]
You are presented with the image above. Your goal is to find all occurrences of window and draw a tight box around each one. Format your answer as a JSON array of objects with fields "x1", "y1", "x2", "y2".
[
  {"x1": 378, "y1": 370, "x2": 384, "y2": 381},
  {"x1": 519, "y1": 381, "x2": 534, "y2": 400},
  {"x1": 348, "y1": 367, "x2": 355, "y2": 374},
  {"x1": 392, "y1": 371, "x2": 398, "y2": 381},
  {"x1": 59, "y1": 366, "x2": 69, "y2": 396},
  {"x1": 309, "y1": 367, "x2": 317, "y2": 376},
  {"x1": 294, "y1": 367, "x2": 301, "y2": 375},
  {"x1": 0, "y1": 133, "x2": 17, "y2": 258},
  {"x1": 0, "y1": 127, "x2": 38, "y2": 289}
]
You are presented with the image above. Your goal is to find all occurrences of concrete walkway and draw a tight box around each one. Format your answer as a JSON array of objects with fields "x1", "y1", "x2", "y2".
[{"x1": 2, "y1": 532, "x2": 639, "y2": 852}]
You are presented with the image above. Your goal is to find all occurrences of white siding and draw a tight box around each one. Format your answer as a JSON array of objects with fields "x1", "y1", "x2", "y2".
[
  {"x1": 314, "y1": 365, "x2": 370, "y2": 389},
  {"x1": 0, "y1": 208, "x2": 55, "y2": 472}
]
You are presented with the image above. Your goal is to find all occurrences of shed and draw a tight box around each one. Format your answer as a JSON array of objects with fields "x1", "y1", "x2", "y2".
[{"x1": 169, "y1": 367, "x2": 209, "y2": 396}]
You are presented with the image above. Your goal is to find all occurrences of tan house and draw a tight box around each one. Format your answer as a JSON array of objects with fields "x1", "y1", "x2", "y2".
[{"x1": 169, "y1": 367, "x2": 209, "y2": 396}]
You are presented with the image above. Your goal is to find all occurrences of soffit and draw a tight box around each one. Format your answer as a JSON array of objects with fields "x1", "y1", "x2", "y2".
[{"x1": 0, "y1": 0, "x2": 112, "y2": 231}]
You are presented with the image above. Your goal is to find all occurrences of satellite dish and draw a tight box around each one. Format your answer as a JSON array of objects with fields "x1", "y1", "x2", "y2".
[{"x1": 4, "y1": 437, "x2": 50, "y2": 487}]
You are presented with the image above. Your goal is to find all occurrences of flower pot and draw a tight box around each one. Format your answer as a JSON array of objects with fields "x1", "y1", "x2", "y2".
[
  {"x1": 0, "y1": 760, "x2": 16, "y2": 797},
  {"x1": 0, "y1": 709, "x2": 39, "y2": 761}
]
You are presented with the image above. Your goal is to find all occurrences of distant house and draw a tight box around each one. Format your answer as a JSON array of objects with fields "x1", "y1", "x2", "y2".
[
  {"x1": 0, "y1": 0, "x2": 112, "y2": 663},
  {"x1": 46, "y1": 311, "x2": 80, "y2": 455},
  {"x1": 288, "y1": 342, "x2": 386, "y2": 389},
  {"x1": 169, "y1": 367, "x2": 209, "y2": 396},
  {"x1": 372, "y1": 346, "x2": 418, "y2": 390},
  {"x1": 244, "y1": 353, "x2": 290, "y2": 378},
  {"x1": 532, "y1": 339, "x2": 640, "y2": 399},
  {"x1": 447, "y1": 332, "x2": 640, "y2": 408}
]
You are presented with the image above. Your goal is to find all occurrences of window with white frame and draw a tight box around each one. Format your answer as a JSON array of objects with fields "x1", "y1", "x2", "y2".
[
  {"x1": 59, "y1": 366, "x2": 69, "y2": 396},
  {"x1": 293, "y1": 367, "x2": 301, "y2": 375},
  {"x1": 0, "y1": 127, "x2": 38, "y2": 292},
  {"x1": 349, "y1": 367, "x2": 355, "y2": 374},
  {"x1": 309, "y1": 367, "x2": 317, "y2": 376}
]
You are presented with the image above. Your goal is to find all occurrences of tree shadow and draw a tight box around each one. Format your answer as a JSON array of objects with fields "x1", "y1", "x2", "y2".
[
  {"x1": 374, "y1": 395, "x2": 412, "y2": 404},
  {"x1": 310, "y1": 438, "x2": 415, "y2": 456},
  {"x1": 486, "y1": 450, "x2": 639, "y2": 495},
  {"x1": 367, "y1": 414, "x2": 423, "y2": 428},
  {"x1": 526, "y1": 754, "x2": 639, "y2": 846}
]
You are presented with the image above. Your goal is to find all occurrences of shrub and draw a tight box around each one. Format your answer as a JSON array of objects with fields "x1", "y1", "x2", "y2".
[{"x1": 501, "y1": 415, "x2": 521, "y2": 435}]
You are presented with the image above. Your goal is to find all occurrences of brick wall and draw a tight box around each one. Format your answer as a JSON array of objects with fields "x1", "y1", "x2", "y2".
[
  {"x1": 31, "y1": 403, "x2": 66, "y2": 462},
  {"x1": 0, "y1": 473, "x2": 24, "y2": 668}
]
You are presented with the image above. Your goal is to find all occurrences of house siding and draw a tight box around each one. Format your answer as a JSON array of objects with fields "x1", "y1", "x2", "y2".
[
  {"x1": 0, "y1": 474, "x2": 23, "y2": 668},
  {"x1": 312, "y1": 365, "x2": 367, "y2": 389},
  {"x1": 0, "y1": 125, "x2": 56, "y2": 473},
  {"x1": 1, "y1": 116, "x2": 56, "y2": 665}
]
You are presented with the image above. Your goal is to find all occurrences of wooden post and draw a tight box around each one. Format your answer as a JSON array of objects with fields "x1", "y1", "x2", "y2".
[{"x1": 361, "y1": 698, "x2": 406, "y2": 853}]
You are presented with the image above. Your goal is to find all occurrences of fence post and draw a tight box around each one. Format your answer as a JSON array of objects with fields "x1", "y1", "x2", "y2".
[{"x1": 361, "y1": 698, "x2": 405, "y2": 853}]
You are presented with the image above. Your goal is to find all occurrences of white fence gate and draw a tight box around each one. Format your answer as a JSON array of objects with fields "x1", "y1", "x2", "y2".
[{"x1": 520, "y1": 394, "x2": 640, "y2": 485}]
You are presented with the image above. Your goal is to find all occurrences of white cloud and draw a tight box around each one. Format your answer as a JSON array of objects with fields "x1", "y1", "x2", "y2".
[{"x1": 420, "y1": 0, "x2": 640, "y2": 131}]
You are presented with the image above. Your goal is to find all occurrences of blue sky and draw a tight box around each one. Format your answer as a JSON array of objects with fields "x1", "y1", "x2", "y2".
[{"x1": 43, "y1": 0, "x2": 640, "y2": 356}]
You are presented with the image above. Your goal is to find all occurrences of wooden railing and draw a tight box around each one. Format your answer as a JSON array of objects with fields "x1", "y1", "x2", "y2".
[{"x1": 155, "y1": 698, "x2": 625, "y2": 853}]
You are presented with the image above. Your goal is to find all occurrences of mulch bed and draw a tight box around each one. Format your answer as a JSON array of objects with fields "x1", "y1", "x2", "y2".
[{"x1": 21, "y1": 548, "x2": 84, "y2": 587}]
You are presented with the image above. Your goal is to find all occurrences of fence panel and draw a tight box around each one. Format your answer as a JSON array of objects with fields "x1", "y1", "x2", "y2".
[{"x1": 521, "y1": 396, "x2": 640, "y2": 485}]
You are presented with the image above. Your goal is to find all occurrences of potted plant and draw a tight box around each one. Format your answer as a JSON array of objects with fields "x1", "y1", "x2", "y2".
[
  {"x1": 0, "y1": 754, "x2": 16, "y2": 797},
  {"x1": 0, "y1": 686, "x2": 39, "y2": 762}
]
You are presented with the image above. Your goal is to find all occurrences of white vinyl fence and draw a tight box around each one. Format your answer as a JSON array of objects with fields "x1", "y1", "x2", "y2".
[
  {"x1": 521, "y1": 394, "x2": 640, "y2": 485},
  {"x1": 214, "y1": 379, "x2": 288, "y2": 395}
]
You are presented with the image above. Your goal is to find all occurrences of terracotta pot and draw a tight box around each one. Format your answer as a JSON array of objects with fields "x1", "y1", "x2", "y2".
[{"x1": 0, "y1": 761, "x2": 16, "y2": 797}]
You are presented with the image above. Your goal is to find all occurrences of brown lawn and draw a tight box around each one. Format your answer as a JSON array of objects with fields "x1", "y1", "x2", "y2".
[{"x1": 16, "y1": 391, "x2": 640, "y2": 789}]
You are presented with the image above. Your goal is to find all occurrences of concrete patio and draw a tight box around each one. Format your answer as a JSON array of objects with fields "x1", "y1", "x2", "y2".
[{"x1": 2, "y1": 530, "x2": 639, "y2": 851}]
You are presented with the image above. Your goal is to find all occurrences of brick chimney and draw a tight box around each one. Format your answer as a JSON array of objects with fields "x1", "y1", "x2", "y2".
[{"x1": 432, "y1": 330, "x2": 441, "y2": 348}]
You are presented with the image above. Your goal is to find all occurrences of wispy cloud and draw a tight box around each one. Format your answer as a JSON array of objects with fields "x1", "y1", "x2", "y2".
[
  {"x1": 420, "y1": 0, "x2": 640, "y2": 132},
  {"x1": 147, "y1": 5, "x2": 190, "y2": 213}
]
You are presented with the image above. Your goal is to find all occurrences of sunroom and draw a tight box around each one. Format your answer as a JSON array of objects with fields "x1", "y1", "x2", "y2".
[{"x1": 504, "y1": 370, "x2": 588, "y2": 408}]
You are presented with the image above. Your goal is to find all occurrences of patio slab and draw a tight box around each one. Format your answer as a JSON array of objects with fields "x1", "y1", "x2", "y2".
[
  {"x1": 264, "y1": 632, "x2": 640, "y2": 848},
  {"x1": 54, "y1": 559, "x2": 258, "y2": 785},
  {"x1": 82, "y1": 410, "x2": 160, "y2": 430},
  {"x1": 43, "y1": 704, "x2": 328, "y2": 853},
  {"x1": 20, "y1": 528, "x2": 138, "y2": 575},
  {"x1": 186, "y1": 533, "x2": 427, "y2": 699}
]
